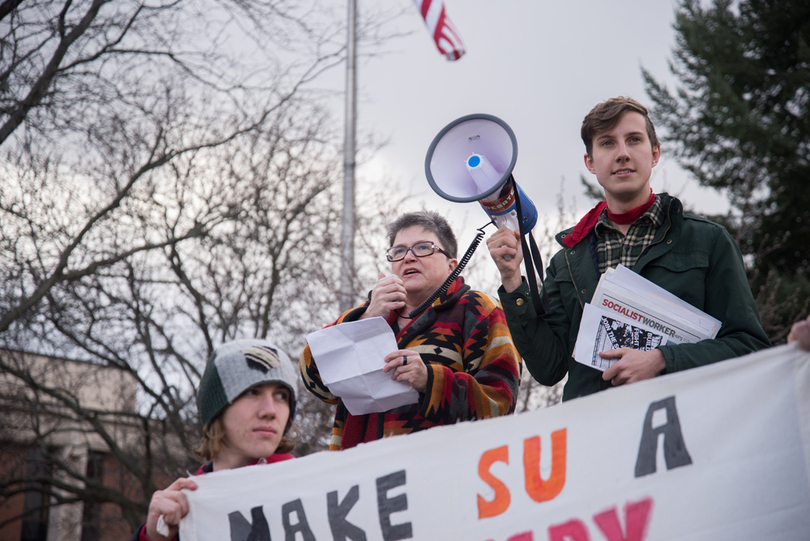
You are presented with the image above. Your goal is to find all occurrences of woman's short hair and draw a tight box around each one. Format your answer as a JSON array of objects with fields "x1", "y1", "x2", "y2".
[{"x1": 387, "y1": 210, "x2": 458, "y2": 259}]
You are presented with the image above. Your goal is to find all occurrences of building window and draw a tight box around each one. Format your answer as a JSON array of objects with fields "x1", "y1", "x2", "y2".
[
  {"x1": 80, "y1": 452, "x2": 105, "y2": 541},
  {"x1": 20, "y1": 447, "x2": 52, "y2": 541}
]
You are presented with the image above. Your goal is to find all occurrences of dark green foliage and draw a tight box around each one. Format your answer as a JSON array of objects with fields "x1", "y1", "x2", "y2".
[
  {"x1": 642, "y1": 0, "x2": 810, "y2": 341},
  {"x1": 643, "y1": 0, "x2": 810, "y2": 276},
  {"x1": 579, "y1": 175, "x2": 603, "y2": 203}
]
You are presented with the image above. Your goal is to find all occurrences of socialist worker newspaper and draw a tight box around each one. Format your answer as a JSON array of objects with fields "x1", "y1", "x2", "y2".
[{"x1": 574, "y1": 265, "x2": 721, "y2": 371}]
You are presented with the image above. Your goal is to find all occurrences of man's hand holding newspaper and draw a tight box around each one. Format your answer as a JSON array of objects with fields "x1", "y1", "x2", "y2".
[
  {"x1": 599, "y1": 347, "x2": 667, "y2": 386},
  {"x1": 574, "y1": 265, "x2": 721, "y2": 385}
]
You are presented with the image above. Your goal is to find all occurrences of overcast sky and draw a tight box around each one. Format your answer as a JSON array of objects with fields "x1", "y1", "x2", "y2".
[{"x1": 329, "y1": 0, "x2": 729, "y2": 270}]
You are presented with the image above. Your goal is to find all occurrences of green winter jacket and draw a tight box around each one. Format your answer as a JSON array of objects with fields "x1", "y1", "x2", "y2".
[{"x1": 499, "y1": 193, "x2": 771, "y2": 401}]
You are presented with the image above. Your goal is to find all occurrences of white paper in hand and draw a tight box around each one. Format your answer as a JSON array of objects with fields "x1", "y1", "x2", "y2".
[{"x1": 306, "y1": 317, "x2": 418, "y2": 415}]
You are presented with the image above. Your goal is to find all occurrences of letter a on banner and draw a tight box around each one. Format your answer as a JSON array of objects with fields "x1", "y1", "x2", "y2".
[
  {"x1": 328, "y1": 486, "x2": 367, "y2": 541},
  {"x1": 282, "y1": 499, "x2": 316, "y2": 541},
  {"x1": 635, "y1": 396, "x2": 692, "y2": 477}
]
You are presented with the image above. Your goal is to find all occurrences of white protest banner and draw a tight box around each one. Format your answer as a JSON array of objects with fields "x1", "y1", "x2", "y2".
[{"x1": 180, "y1": 344, "x2": 810, "y2": 541}]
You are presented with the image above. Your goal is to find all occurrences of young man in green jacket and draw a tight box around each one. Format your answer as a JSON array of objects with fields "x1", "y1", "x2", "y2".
[{"x1": 487, "y1": 96, "x2": 770, "y2": 401}]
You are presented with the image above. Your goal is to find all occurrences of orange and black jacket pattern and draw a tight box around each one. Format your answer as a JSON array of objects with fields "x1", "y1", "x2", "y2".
[{"x1": 300, "y1": 277, "x2": 521, "y2": 450}]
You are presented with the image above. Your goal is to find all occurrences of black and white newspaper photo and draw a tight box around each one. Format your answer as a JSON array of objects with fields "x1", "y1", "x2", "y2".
[
  {"x1": 576, "y1": 304, "x2": 668, "y2": 371},
  {"x1": 573, "y1": 265, "x2": 722, "y2": 371}
]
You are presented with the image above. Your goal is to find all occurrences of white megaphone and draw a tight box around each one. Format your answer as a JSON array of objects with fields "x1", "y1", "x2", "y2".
[
  {"x1": 422, "y1": 114, "x2": 550, "y2": 317},
  {"x1": 425, "y1": 113, "x2": 537, "y2": 232}
]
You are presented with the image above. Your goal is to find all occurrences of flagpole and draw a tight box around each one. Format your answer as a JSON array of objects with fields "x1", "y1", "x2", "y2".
[{"x1": 340, "y1": 0, "x2": 357, "y2": 312}]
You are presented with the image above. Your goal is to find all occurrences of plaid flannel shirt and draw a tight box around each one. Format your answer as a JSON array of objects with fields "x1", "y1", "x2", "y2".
[{"x1": 594, "y1": 195, "x2": 666, "y2": 273}]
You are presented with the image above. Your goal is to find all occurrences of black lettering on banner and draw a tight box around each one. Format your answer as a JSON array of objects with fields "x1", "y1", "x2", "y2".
[
  {"x1": 328, "y1": 485, "x2": 367, "y2": 541},
  {"x1": 635, "y1": 395, "x2": 693, "y2": 477},
  {"x1": 376, "y1": 470, "x2": 413, "y2": 540},
  {"x1": 281, "y1": 499, "x2": 316, "y2": 541},
  {"x1": 228, "y1": 506, "x2": 272, "y2": 541}
]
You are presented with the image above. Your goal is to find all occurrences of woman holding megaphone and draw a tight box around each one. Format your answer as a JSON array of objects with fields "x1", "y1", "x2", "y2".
[{"x1": 299, "y1": 210, "x2": 520, "y2": 450}]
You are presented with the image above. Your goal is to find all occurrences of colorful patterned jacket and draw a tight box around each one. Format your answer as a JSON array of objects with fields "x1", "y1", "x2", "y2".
[{"x1": 299, "y1": 277, "x2": 521, "y2": 450}]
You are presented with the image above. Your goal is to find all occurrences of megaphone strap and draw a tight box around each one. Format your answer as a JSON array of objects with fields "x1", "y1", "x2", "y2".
[{"x1": 513, "y1": 178, "x2": 550, "y2": 317}]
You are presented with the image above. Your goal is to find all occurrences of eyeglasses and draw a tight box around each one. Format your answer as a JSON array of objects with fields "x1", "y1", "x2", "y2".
[{"x1": 385, "y1": 241, "x2": 447, "y2": 262}]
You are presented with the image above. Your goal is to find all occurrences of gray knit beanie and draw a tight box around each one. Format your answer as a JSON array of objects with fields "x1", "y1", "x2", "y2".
[{"x1": 196, "y1": 339, "x2": 299, "y2": 428}]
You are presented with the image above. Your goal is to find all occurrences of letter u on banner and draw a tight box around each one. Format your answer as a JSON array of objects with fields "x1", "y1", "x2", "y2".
[{"x1": 524, "y1": 429, "x2": 567, "y2": 503}]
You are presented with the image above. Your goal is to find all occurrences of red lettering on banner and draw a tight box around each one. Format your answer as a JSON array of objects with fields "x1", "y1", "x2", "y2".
[
  {"x1": 548, "y1": 519, "x2": 590, "y2": 541},
  {"x1": 482, "y1": 497, "x2": 654, "y2": 541},
  {"x1": 478, "y1": 445, "x2": 510, "y2": 519},
  {"x1": 546, "y1": 498, "x2": 654, "y2": 541},
  {"x1": 484, "y1": 533, "x2": 534, "y2": 541},
  {"x1": 524, "y1": 429, "x2": 567, "y2": 503},
  {"x1": 592, "y1": 498, "x2": 653, "y2": 541}
]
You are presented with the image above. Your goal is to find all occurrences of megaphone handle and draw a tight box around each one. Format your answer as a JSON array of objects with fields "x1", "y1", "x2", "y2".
[{"x1": 489, "y1": 213, "x2": 519, "y2": 260}]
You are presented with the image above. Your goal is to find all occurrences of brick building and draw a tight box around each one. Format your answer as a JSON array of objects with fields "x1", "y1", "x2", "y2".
[{"x1": 0, "y1": 350, "x2": 142, "y2": 541}]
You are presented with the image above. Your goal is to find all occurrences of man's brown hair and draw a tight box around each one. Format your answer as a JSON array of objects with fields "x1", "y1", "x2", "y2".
[{"x1": 581, "y1": 96, "x2": 660, "y2": 158}]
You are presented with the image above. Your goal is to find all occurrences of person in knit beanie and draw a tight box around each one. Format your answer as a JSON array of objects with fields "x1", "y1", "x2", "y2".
[{"x1": 131, "y1": 339, "x2": 299, "y2": 541}]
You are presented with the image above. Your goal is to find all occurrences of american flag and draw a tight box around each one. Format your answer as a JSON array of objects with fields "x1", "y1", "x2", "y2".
[{"x1": 413, "y1": 0, "x2": 466, "y2": 61}]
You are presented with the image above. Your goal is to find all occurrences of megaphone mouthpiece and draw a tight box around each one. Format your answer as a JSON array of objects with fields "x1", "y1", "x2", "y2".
[{"x1": 465, "y1": 153, "x2": 503, "y2": 203}]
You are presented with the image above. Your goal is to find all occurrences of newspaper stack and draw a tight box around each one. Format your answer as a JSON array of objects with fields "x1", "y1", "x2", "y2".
[{"x1": 574, "y1": 265, "x2": 721, "y2": 371}]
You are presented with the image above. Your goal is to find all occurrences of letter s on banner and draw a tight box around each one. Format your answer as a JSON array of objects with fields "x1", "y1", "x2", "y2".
[{"x1": 477, "y1": 445, "x2": 511, "y2": 519}]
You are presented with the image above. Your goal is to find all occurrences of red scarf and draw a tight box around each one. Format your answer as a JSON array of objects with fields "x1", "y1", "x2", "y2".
[{"x1": 562, "y1": 189, "x2": 655, "y2": 248}]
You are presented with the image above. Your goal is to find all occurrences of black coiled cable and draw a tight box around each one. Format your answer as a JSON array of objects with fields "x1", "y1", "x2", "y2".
[{"x1": 408, "y1": 223, "x2": 491, "y2": 319}]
